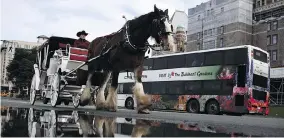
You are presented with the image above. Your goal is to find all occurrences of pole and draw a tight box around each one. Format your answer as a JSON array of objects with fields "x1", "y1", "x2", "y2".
[{"x1": 201, "y1": 18, "x2": 204, "y2": 50}]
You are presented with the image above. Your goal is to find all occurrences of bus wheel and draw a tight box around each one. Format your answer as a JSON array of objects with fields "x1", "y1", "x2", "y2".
[
  {"x1": 206, "y1": 100, "x2": 220, "y2": 115},
  {"x1": 125, "y1": 98, "x2": 134, "y2": 109},
  {"x1": 186, "y1": 99, "x2": 200, "y2": 113}
]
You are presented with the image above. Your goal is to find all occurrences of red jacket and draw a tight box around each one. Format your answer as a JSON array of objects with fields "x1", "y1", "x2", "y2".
[{"x1": 73, "y1": 39, "x2": 90, "y2": 49}]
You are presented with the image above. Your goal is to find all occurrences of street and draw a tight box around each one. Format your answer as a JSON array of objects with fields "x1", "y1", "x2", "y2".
[{"x1": 2, "y1": 97, "x2": 284, "y2": 129}]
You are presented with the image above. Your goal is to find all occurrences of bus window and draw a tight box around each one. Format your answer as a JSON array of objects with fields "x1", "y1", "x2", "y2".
[
  {"x1": 203, "y1": 80, "x2": 222, "y2": 91},
  {"x1": 167, "y1": 81, "x2": 184, "y2": 94},
  {"x1": 186, "y1": 53, "x2": 204, "y2": 67},
  {"x1": 123, "y1": 83, "x2": 133, "y2": 94},
  {"x1": 143, "y1": 82, "x2": 152, "y2": 94},
  {"x1": 224, "y1": 50, "x2": 235, "y2": 65},
  {"x1": 253, "y1": 49, "x2": 267, "y2": 63},
  {"x1": 204, "y1": 51, "x2": 223, "y2": 66},
  {"x1": 237, "y1": 65, "x2": 246, "y2": 87},
  {"x1": 224, "y1": 48, "x2": 248, "y2": 65},
  {"x1": 184, "y1": 81, "x2": 202, "y2": 94},
  {"x1": 253, "y1": 74, "x2": 268, "y2": 88},
  {"x1": 167, "y1": 55, "x2": 186, "y2": 68},
  {"x1": 153, "y1": 57, "x2": 168, "y2": 70},
  {"x1": 118, "y1": 84, "x2": 124, "y2": 94},
  {"x1": 235, "y1": 48, "x2": 248, "y2": 64},
  {"x1": 222, "y1": 80, "x2": 234, "y2": 95},
  {"x1": 151, "y1": 82, "x2": 166, "y2": 94},
  {"x1": 143, "y1": 58, "x2": 153, "y2": 70}
]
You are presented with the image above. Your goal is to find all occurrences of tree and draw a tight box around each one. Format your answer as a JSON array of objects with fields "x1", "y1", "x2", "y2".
[{"x1": 6, "y1": 48, "x2": 37, "y2": 93}]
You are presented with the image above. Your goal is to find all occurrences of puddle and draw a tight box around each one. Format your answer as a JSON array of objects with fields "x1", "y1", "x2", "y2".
[{"x1": 1, "y1": 106, "x2": 283, "y2": 137}]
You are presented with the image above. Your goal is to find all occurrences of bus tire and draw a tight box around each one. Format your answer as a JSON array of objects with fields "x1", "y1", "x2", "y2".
[
  {"x1": 125, "y1": 97, "x2": 134, "y2": 109},
  {"x1": 206, "y1": 100, "x2": 220, "y2": 115},
  {"x1": 186, "y1": 99, "x2": 200, "y2": 113}
]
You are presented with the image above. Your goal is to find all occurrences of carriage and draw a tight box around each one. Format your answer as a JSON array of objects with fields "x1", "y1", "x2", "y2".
[
  {"x1": 29, "y1": 36, "x2": 153, "y2": 108},
  {"x1": 29, "y1": 36, "x2": 99, "y2": 108}
]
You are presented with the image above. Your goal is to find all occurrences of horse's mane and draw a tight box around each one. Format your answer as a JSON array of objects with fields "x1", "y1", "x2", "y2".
[{"x1": 128, "y1": 11, "x2": 155, "y2": 29}]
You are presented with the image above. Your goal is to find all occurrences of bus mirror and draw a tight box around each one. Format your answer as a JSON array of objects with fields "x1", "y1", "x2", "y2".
[{"x1": 237, "y1": 65, "x2": 246, "y2": 87}]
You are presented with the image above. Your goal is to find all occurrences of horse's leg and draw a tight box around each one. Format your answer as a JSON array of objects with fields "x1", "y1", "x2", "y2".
[
  {"x1": 103, "y1": 117, "x2": 116, "y2": 137},
  {"x1": 78, "y1": 114, "x2": 93, "y2": 137},
  {"x1": 133, "y1": 66, "x2": 152, "y2": 114},
  {"x1": 93, "y1": 116, "x2": 105, "y2": 137},
  {"x1": 96, "y1": 72, "x2": 111, "y2": 110},
  {"x1": 105, "y1": 71, "x2": 119, "y2": 112},
  {"x1": 131, "y1": 119, "x2": 151, "y2": 137},
  {"x1": 80, "y1": 70, "x2": 95, "y2": 106}
]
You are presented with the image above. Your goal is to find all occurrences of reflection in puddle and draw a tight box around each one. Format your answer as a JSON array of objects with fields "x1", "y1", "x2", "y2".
[{"x1": 1, "y1": 106, "x2": 283, "y2": 137}]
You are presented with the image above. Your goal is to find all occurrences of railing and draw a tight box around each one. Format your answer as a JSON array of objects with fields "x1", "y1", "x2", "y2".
[
  {"x1": 254, "y1": 1, "x2": 284, "y2": 13},
  {"x1": 270, "y1": 92, "x2": 284, "y2": 105}
]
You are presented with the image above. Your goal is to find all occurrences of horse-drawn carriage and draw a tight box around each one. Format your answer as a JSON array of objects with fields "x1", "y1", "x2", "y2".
[
  {"x1": 30, "y1": 5, "x2": 175, "y2": 114},
  {"x1": 29, "y1": 36, "x2": 99, "y2": 108}
]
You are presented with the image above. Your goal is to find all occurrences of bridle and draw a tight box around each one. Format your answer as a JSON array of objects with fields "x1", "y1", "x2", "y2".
[{"x1": 123, "y1": 15, "x2": 173, "y2": 53}]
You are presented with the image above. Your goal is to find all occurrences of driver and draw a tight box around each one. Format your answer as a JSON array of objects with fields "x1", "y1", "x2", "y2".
[{"x1": 74, "y1": 30, "x2": 90, "y2": 49}]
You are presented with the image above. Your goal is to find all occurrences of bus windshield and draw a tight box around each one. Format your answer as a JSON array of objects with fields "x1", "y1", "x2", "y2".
[{"x1": 253, "y1": 49, "x2": 268, "y2": 63}]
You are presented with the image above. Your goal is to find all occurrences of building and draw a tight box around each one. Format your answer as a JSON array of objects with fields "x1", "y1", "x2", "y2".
[
  {"x1": 151, "y1": 10, "x2": 188, "y2": 55},
  {"x1": 186, "y1": 0, "x2": 284, "y2": 67},
  {"x1": 0, "y1": 35, "x2": 48, "y2": 91},
  {"x1": 252, "y1": 0, "x2": 284, "y2": 67},
  {"x1": 253, "y1": 0, "x2": 284, "y2": 105},
  {"x1": 170, "y1": 10, "x2": 188, "y2": 52},
  {"x1": 186, "y1": 0, "x2": 253, "y2": 51}
]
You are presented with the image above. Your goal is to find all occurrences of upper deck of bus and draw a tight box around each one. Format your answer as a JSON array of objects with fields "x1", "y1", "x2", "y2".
[{"x1": 149, "y1": 45, "x2": 269, "y2": 59}]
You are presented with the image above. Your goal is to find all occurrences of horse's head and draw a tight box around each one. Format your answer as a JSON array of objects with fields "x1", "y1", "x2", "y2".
[{"x1": 149, "y1": 5, "x2": 175, "y2": 50}]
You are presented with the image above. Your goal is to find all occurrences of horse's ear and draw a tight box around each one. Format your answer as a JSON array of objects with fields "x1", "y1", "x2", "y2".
[
  {"x1": 164, "y1": 9, "x2": 168, "y2": 15},
  {"x1": 154, "y1": 4, "x2": 159, "y2": 13}
]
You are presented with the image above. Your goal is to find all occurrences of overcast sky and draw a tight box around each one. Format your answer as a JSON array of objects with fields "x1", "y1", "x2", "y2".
[{"x1": 1, "y1": 0, "x2": 208, "y2": 42}]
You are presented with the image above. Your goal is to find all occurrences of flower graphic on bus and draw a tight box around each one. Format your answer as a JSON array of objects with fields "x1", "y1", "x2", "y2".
[{"x1": 217, "y1": 66, "x2": 235, "y2": 80}]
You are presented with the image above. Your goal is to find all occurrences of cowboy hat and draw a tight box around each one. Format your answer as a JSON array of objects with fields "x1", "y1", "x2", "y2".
[{"x1": 76, "y1": 30, "x2": 88, "y2": 37}]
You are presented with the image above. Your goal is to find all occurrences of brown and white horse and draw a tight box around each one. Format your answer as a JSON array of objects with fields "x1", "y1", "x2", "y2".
[{"x1": 79, "y1": 5, "x2": 175, "y2": 114}]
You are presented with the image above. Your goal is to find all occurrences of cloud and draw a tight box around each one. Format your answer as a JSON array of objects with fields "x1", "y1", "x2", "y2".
[{"x1": 1, "y1": 0, "x2": 207, "y2": 42}]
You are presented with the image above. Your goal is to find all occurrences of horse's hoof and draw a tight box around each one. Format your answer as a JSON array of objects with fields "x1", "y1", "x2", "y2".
[
  {"x1": 138, "y1": 109, "x2": 150, "y2": 114},
  {"x1": 137, "y1": 119, "x2": 152, "y2": 126},
  {"x1": 96, "y1": 103, "x2": 106, "y2": 110},
  {"x1": 108, "y1": 108, "x2": 117, "y2": 112},
  {"x1": 138, "y1": 103, "x2": 152, "y2": 111}
]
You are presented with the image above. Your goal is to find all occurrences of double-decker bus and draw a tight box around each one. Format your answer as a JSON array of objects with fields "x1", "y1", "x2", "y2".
[{"x1": 117, "y1": 45, "x2": 270, "y2": 115}]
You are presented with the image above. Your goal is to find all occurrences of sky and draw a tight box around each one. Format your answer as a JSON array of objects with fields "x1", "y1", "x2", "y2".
[{"x1": 1, "y1": 0, "x2": 208, "y2": 42}]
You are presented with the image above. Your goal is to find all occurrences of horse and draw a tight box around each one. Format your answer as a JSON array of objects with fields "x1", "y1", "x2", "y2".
[{"x1": 79, "y1": 4, "x2": 175, "y2": 114}]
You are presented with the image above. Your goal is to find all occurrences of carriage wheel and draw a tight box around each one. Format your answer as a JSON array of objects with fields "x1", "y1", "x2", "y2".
[
  {"x1": 73, "y1": 93, "x2": 80, "y2": 108},
  {"x1": 30, "y1": 75, "x2": 36, "y2": 105},
  {"x1": 51, "y1": 72, "x2": 60, "y2": 107},
  {"x1": 28, "y1": 108, "x2": 35, "y2": 137},
  {"x1": 48, "y1": 110, "x2": 57, "y2": 137}
]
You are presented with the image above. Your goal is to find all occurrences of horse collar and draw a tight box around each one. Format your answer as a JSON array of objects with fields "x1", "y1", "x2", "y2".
[{"x1": 124, "y1": 21, "x2": 147, "y2": 53}]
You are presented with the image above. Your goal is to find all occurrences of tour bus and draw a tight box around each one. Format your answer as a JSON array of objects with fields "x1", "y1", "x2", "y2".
[{"x1": 117, "y1": 45, "x2": 270, "y2": 115}]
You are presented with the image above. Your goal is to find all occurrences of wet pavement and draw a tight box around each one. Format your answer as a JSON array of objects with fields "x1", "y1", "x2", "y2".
[{"x1": 1, "y1": 106, "x2": 284, "y2": 137}]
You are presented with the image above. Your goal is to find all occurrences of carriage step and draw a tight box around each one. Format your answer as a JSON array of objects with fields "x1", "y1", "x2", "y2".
[
  {"x1": 63, "y1": 85, "x2": 81, "y2": 89},
  {"x1": 62, "y1": 90, "x2": 81, "y2": 93},
  {"x1": 61, "y1": 85, "x2": 81, "y2": 93}
]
